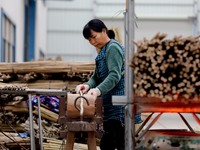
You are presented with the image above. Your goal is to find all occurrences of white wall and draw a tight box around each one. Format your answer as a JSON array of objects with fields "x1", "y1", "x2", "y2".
[
  {"x1": 35, "y1": 0, "x2": 47, "y2": 60},
  {"x1": 98, "y1": 0, "x2": 198, "y2": 43},
  {"x1": 0, "y1": 0, "x2": 25, "y2": 62},
  {"x1": 197, "y1": 0, "x2": 200, "y2": 34},
  {"x1": 36, "y1": 0, "x2": 200, "y2": 61},
  {"x1": 0, "y1": 0, "x2": 199, "y2": 62},
  {"x1": 135, "y1": 19, "x2": 194, "y2": 40},
  {"x1": 0, "y1": 0, "x2": 47, "y2": 62},
  {"x1": 134, "y1": 0, "x2": 198, "y2": 40},
  {"x1": 46, "y1": 0, "x2": 200, "y2": 62},
  {"x1": 46, "y1": 0, "x2": 95, "y2": 62}
]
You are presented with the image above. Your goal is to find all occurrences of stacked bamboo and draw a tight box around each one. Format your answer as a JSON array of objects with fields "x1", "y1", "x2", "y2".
[
  {"x1": 9, "y1": 80, "x2": 81, "y2": 91},
  {"x1": 0, "y1": 132, "x2": 30, "y2": 149},
  {"x1": 0, "y1": 82, "x2": 27, "y2": 90},
  {"x1": 1, "y1": 97, "x2": 58, "y2": 123},
  {"x1": 131, "y1": 33, "x2": 200, "y2": 102},
  {"x1": 0, "y1": 60, "x2": 94, "y2": 83},
  {"x1": 0, "y1": 61, "x2": 94, "y2": 73},
  {"x1": 0, "y1": 132, "x2": 29, "y2": 144},
  {"x1": 43, "y1": 137, "x2": 100, "y2": 150},
  {"x1": 0, "y1": 124, "x2": 25, "y2": 133},
  {"x1": 0, "y1": 60, "x2": 97, "y2": 149},
  {"x1": 43, "y1": 138, "x2": 66, "y2": 150},
  {"x1": 33, "y1": 105, "x2": 58, "y2": 123},
  {"x1": 0, "y1": 60, "x2": 95, "y2": 91}
]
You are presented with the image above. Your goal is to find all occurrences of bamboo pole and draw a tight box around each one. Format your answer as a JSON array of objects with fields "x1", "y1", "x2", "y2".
[{"x1": 131, "y1": 33, "x2": 200, "y2": 102}]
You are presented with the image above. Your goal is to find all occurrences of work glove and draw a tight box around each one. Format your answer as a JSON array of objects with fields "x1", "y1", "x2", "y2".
[
  {"x1": 75, "y1": 84, "x2": 90, "y2": 94},
  {"x1": 87, "y1": 88, "x2": 101, "y2": 99}
]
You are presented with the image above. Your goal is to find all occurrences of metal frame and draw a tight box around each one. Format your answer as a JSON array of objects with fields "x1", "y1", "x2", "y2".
[
  {"x1": 124, "y1": 0, "x2": 135, "y2": 149},
  {"x1": 0, "y1": 88, "x2": 68, "y2": 150},
  {"x1": 113, "y1": 0, "x2": 200, "y2": 149},
  {"x1": 134, "y1": 97, "x2": 200, "y2": 148},
  {"x1": 112, "y1": 0, "x2": 136, "y2": 149}
]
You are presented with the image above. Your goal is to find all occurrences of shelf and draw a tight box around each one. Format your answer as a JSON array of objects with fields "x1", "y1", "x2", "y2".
[
  {"x1": 134, "y1": 96, "x2": 200, "y2": 113},
  {"x1": 134, "y1": 96, "x2": 200, "y2": 147}
]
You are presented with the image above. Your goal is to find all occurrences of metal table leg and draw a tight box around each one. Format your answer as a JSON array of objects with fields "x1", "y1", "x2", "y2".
[
  {"x1": 37, "y1": 96, "x2": 44, "y2": 150},
  {"x1": 28, "y1": 94, "x2": 36, "y2": 150}
]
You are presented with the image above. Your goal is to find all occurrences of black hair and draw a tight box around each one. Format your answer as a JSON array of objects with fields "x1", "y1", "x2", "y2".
[
  {"x1": 107, "y1": 29, "x2": 115, "y2": 39},
  {"x1": 83, "y1": 19, "x2": 108, "y2": 39}
]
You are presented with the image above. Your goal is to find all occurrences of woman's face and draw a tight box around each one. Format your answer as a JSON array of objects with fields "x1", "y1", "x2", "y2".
[{"x1": 88, "y1": 29, "x2": 107, "y2": 49}]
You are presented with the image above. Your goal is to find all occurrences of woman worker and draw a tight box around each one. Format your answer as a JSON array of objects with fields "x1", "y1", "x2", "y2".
[{"x1": 75, "y1": 18, "x2": 142, "y2": 150}]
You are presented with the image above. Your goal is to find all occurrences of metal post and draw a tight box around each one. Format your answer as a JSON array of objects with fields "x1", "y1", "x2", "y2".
[
  {"x1": 197, "y1": 0, "x2": 200, "y2": 34},
  {"x1": 125, "y1": 0, "x2": 135, "y2": 149},
  {"x1": 28, "y1": 94, "x2": 36, "y2": 150},
  {"x1": 37, "y1": 96, "x2": 44, "y2": 150},
  {"x1": 112, "y1": 0, "x2": 136, "y2": 149}
]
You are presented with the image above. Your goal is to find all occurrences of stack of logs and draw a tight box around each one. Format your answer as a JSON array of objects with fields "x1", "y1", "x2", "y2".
[{"x1": 131, "y1": 33, "x2": 200, "y2": 102}]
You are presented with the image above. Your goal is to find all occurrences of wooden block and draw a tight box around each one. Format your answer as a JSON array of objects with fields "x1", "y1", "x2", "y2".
[{"x1": 66, "y1": 93, "x2": 95, "y2": 118}]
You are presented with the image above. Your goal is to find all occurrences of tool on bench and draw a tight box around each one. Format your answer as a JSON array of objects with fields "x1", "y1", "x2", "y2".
[
  {"x1": 59, "y1": 91, "x2": 102, "y2": 150},
  {"x1": 74, "y1": 91, "x2": 89, "y2": 121}
]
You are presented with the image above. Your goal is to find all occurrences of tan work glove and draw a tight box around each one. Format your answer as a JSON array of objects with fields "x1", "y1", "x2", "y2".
[
  {"x1": 87, "y1": 88, "x2": 101, "y2": 99},
  {"x1": 75, "y1": 84, "x2": 90, "y2": 94}
]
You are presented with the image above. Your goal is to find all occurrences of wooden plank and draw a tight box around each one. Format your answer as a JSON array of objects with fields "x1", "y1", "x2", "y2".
[
  {"x1": 87, "y1": 132, "x2": 97, "y2": 150},
  {"x1": 66, "y1": 121, "x2": 96, "y2": 132}
]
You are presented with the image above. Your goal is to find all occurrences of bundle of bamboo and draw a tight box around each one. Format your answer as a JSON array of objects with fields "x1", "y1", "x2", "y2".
[
  {"x1": 0, "y1": 83, "x2": 27, "y2": 90},
  {"x1": 131, "y1": 33, "x2": 200, "y2": 102},
  {"x1": 0, "y1": 60, "x2": 97, "y2": 149},
  {"x1": 0, "y1": 60, "x2": 95, "y2": 91},
  {"x1": 43, "y1": 137, "x2": 100, "y2": 150},
  {"x1": 0, "y1": 131, "x2": 42, "y2": 149},
  {"x1": 0, "y1": 61, "x2": 95, "y2": 74}
]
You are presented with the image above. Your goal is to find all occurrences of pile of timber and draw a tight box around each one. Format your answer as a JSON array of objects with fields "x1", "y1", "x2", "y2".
[
  {"x1": 0, "y1": 60, "x2": 94, "y2": 74},
  {"x1": 0, "y1": 104, "x2": 62, "y2": 149},
  {"x1": 0, "y1": 60, "x2": 95, "y2": 92},
  {"x1": 0, "y1": 132, "x2": 101, "y2": 150},
  {"x1": 0, "y1": 99, "x2": 60, "y2": 132},
  {"x1": 0, "y1": 132, "x2": 31, "y2": 150},
  {"x1": 43, "y1": 137, "x2": 101, "y2": 150},
  {"x1": 0, "y1": 60, "x2": 96, "y2": 148},
  {"x1": 131, "y1": 33, "x2": 200, "y2": 102}
]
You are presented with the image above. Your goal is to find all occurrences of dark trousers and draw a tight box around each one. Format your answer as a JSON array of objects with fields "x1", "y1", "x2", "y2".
[{"x1": 100, "y1": 120, "x2": 125, "y2": 150}]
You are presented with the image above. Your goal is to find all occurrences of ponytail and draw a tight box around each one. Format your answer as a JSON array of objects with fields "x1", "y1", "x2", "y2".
[{"x1": 107, "y1": 29, "x2": 115, "y2": 39}]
